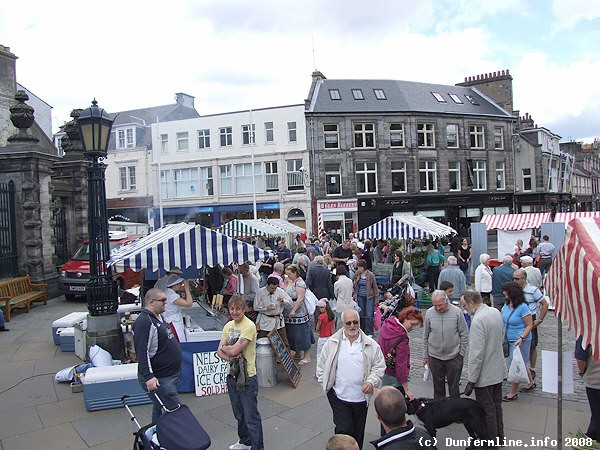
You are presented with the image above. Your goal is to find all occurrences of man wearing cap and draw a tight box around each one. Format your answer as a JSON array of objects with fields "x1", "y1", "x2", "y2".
[
  {"x1": 521, "y1": 256, "x2": 542, "y2": 289},
  {"x1": 154, "y1": 267, "x2": 183, "y2": 293},
  {"x1": 163, "y1": 273, "x2": 193, "y2": 342},
  {"x1": 134, "y1": 288, "x2": 182, "y2": 424},
  {"x1": 253, "y1": 276, "x2": 292, "y2": 346}
]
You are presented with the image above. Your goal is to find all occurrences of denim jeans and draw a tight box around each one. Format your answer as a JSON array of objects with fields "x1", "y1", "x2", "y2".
[
  {"x1": 227, "y1": 375, "x2": 264, "y2": 450},
  {"x1": 138, "y1": 371, "x2": 181, "y2": 425},
  {"x1": 357, "y1": 295, "x2": 375, "y2": 336},
  {"x1": 0, "y1": 308, "x2": 5, "y2": 328}
]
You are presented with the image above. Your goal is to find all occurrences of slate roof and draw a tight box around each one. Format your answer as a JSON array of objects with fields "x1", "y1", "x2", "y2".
[
  {"x1": 307, "y1": 78, "x2": 513, "y2": 118},
  {"x1": 109, "y1": 102, "x2": 199, "y2": 150}
]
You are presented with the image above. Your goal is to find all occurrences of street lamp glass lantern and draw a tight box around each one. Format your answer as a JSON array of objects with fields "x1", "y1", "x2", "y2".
[{"x1": 77, "y1": 99, "x2": 114, "y2": 155}]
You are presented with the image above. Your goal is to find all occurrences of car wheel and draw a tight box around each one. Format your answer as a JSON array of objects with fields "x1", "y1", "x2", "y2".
[{"x1": 65, "y1": 294, "x2": 77, "y2": 301}]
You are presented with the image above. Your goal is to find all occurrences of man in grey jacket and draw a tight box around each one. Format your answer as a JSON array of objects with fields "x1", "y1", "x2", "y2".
[
  {"x1": 462, "y1": 290, "x2": 506, "y2": 442},
  {"x1": 423, "y1": 290, "x2": 469, "y2": 399},
  {"x1": 437, "y1": 256, "x2": 466, "y2": 303}
]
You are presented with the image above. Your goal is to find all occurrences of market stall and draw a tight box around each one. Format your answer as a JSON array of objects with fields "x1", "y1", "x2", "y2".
[
  {"x1": 219, "y1": 218, "x2": 288, "y2": 240},
  {"x1": 554, "y1": 211, "x2": 600, "y2": 228},
  {"x1": 355, "y1": 214, "x2": 456, "y2": 240}
]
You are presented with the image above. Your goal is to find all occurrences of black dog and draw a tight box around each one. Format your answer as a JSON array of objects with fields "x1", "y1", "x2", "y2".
[{"x1": 406, "y1": 397, "x2": 488, "y2": 440}]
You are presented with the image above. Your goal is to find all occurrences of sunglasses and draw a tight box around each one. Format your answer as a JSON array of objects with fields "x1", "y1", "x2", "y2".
[
  {"x1": 154, "y1": 297, "x2": 167, "y2": 302},
  {"x1": 344, "y1": 320, "x2": 359, "y2": 326},
  {"x1": 513, "y1": 277, "x2": 524, "y2": 281}
]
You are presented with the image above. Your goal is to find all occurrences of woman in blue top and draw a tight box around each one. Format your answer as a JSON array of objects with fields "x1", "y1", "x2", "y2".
[{"x1": 501, "y1": 281, "x2": 534, "y2": 401}]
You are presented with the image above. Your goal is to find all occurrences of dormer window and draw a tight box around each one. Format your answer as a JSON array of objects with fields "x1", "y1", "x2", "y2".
[
  {"x1": 117, "y1": 127, "x2": 135, "y2": 149},
  {"x1": 352, "y1": 89, "x2": 364, "y2": 100},
  {"x1": 329, "y1": 89, "x2": 341, "y2": 100}
]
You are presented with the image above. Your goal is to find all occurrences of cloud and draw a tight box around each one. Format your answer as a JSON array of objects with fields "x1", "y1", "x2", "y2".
[{"x1": 552, "y1": 0, "x2": 600, "y2": 29}]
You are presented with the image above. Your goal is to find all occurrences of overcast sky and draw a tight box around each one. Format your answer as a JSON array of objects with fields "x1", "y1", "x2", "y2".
[{"x1": 2, "y1": 0, "x2": 600, "y2": 142}]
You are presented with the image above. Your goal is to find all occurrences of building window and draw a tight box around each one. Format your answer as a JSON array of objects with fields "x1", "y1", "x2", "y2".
[
  {"x1": 431, "y1": 92, "x2": 446, "y2": 102},
  {"x1": 242, "y1": 124, "x2": 256, "y2": 145},
  {"x1": 465, "y1": 94, "x2": 480, "y2": 105},
  {"x1": 160, "y1": 170, "x2": 170, "y2": 199},
  {"x1": 265, "y1": 161, "x2": 278, "y2": 192},
  {"x1": 448, "y1": 161, "x2": 460, "y2": 191},
  {"x1": 417, "y1": 123, "x2": 435, "y2": 148},
  {"x1": 469, "y1": 125, "x2": 485, "y2": 149},
  {"x1": 286, "y1": 159, "x2": 303, "y2": 191},
  {"x1": 173, "y1": 168, "x2": 198, "y2": 197},
  {"x1": 356, "y1": 162, "x2": 377, "y2": 194},
  {"x1": 419, "y1": 161, "x2": 437, "y2": 192},
  {"x1": 264, "y1": 122, "x2": 274, "y2": 143},
  {"x1": 446, "y1": 124, "x2": 459, "y2": 148},
  {"x1": 390, "y1": 123, "x2": 405, "y2": 148},
  {"x1": 219, "y1": 127, "x2": 233, "y2": 147},
  {"x1": 494, "y1": 126, "x2": 504, "y2": 149},
  {"x1": 473, "y1": 161, "x2": 487, "y2": 191},
  {"x1": 118, "y1": 167, "x2": 136, "y2": 190},
  {"x1": 325, "y1": 164, "x2": 342, "y2": 196},
  {"x1": 119, "y1": 167, "x2": 127, "y2": 190},
  {"x1": 391, "y1": 161, "x2": 407, "y2": 193},
  {"x1": 176, "y1": 132, "x2": 189, "y2": 151},
  {"x1": 117, "y1": 128, "x2": 135, "y2": 149},
  {"x1": 197, "y1": 129, "x2": 210, "y2": 149},
  {"x1": 352, "y1": 89, "x2": 364, "y2": 100},
  {"x1": 354, "y1": 123, "x2": 375, "y2": 148},
  {"x1": 496, "y1": 161, "x2": 506, "y2": 190},
  {"x1": 329, "y1": 89, "x2": 341, "y2": 100},
  {"x1": 287, "y1": 122, "x2": 297, "y2": 143},
  {"x1": 449, "y1": 94, "x2": 463, "y2": 104},
  {"x1": 220, "y1": 165, "x2": 233, "y2": 195},
  {"x1": 160, "y1": 134, "x2": 168, "y2": 153},
  {"x1": 522, "y1": 168, "x2": 532, "y2": 192},
  {"x1": 324, "y1": 124, "x2": 339, "y2": 149},
  {"x1": 373, "y1": 89, "x2": 386, "y2": 100},
  {"x1": 235, "y1": 163, "x2": 263, "y2": 194},
  {"x1": 200, "y1": 167, "x2": 213, "y2": 196}
]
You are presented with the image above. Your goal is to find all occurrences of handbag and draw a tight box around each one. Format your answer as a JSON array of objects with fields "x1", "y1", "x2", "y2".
[
  {"x1": 304, "y1": 288, "x2": 318, "y2": 315},
  {"x1": 385, "y1": 335, "x2": 408, "y2": 370},
  {"x1": 503, "y1": 308, "x2": 516, "y2": 358}
]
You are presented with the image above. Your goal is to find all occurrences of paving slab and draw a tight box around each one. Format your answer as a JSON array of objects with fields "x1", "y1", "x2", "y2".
[
  {"x1": 278, "y1": 396, "x2": 333, "y2": 433},
  {"x1": 0, "y1": 373, "x2": 57, "y2": 414},
  {"x1": 36, "y1": 397, "x2": 91, "y2": 428},
  {"x1": 502, "y1": 402, "x2": 549, "y2": 435},
  {"x1": 0, "y1": 406, "x2": 43, "y2": 440},
  {"x1": 10, "y1": 342, "x2": 57, "y2": 361},
  {"x1": 261, "y1": 414, "x2": 318, "y2": 449},
  {"x1": 1, "y1": 422, "x2": 87, "y2": 450},
  {"x1": 72, "y1": 408, "x2": 137, "y2": 447},
  {"x1": 261, "y1": 377, "x2": 323, "y2": 408}
]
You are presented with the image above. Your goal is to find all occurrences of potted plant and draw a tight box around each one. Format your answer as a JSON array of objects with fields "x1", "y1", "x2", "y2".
[{"x1": 569, "y1": 430, "x2": 600, "y2": 450}]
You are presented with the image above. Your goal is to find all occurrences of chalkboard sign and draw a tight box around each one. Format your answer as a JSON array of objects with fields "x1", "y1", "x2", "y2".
[{"x1": 268, "y1": 329, "x2": 301, "y2": 388}]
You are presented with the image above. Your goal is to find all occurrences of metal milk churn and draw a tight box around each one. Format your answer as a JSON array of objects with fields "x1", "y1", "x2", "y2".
[{"x1": 255, "y1": 337, "x2": 278, "y2": 387}]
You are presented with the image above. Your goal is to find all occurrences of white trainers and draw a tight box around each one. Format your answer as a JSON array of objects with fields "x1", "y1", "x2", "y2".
[{"x1": 229, "y1": 441, "x2": 252, "y2": 450}]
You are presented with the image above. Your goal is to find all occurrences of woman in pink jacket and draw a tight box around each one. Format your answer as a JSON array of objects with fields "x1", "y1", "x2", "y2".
[{"x1": 377, "y1": 306, "x2": 423, "y2": 400}]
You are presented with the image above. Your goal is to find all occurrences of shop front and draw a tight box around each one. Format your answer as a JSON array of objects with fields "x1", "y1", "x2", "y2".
[{"x1": 316, "y1": 199, "x2": 358, "y2": 240}]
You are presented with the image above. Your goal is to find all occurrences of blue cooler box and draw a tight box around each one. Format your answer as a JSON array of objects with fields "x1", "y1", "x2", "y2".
[
  {"x1": 52, "y1": 312, "x2": 88, "y2": 345},
  {"x1": 59, "y1": 327, "x2": 75, "y2": 352},
  {"x1": 81, "y1": 363, "x2": 151, "y2": 411}
]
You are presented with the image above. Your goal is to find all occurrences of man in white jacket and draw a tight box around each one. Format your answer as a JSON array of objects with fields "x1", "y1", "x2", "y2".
[{"x1": 316, "y1": 309, "x2": 385, "y2": 449}]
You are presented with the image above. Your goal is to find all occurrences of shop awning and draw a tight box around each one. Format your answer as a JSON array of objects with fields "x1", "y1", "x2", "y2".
[
  {"x1": 220, "y1": 219, "x2": 287, "y2": 239},
  {"x1": 108, "y1": 222, "x2": 271, "y2": 272},
  {"x1": 261, "y1": 219, "x2": 305, "y2": 234},
  {"x1": 480, "y1": 212, "x2": 551, "y2": 231},
  {"x1": 545, "y1": 217, "x2": 600, "y2": 359},
  {"x1": 356, "y1": 215, "x2": 456, "y2": 241},
  {"x1": 554, "y1": 211, "x2": 600, "y2": 228}
]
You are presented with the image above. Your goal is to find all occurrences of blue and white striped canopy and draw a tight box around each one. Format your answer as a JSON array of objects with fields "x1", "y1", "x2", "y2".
[
  {"x1": 356, "y1": 215, "x2": 456, "y2": 241},
  {"x1": 108, "y1": 223, "x2": 271, "y2": 272},
  {"x1": 220, "y1": 219, "x2": 287, "y2": 238}
]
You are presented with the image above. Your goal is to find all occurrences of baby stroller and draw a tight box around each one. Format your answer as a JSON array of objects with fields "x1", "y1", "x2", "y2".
[
  {"x1": 380, "y1": 279, "x2": 416, "y2": 322},
  {"x1": 122, "y1": 394, "x2": 211, "y2": 450}
]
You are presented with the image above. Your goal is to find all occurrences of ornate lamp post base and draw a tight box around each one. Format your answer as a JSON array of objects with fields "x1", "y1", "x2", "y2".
[{"x1": 86, "y1": 314, "x2": 124, "y2": 361}]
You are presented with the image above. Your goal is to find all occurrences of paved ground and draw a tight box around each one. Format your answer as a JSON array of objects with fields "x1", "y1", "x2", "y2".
[{"x1": 0, "y1": 295, "x2": 592, "y2": 450}]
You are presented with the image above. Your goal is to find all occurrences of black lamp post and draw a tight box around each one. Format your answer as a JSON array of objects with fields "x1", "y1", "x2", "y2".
[{"x1": 77, "y1": 99, "x2": 124, "y2": 359}]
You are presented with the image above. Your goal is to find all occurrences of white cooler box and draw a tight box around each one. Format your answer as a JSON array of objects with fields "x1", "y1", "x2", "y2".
[
  {"x1": 117, "y1": 303, "x2": 142, "y2": 318},
  {"x1": 80, "y1": 363, "x2": 151, "y2": 411},
  {"x1": 58, "y1": 327, "x2": 75, "y2": 352},
  {"x1": 52, "y1": 312, "x2": 88, "y2": 345}
]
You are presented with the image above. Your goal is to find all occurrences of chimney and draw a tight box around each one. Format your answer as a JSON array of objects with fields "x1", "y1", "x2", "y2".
[{"x1": 175, "y1": 92, "x2": 195, "y2": 109}]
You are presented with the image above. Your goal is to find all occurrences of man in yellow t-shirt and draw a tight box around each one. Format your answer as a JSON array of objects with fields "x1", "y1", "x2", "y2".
[{"x1": 218, "y1": 295, "x2": 263, "y2": 450}]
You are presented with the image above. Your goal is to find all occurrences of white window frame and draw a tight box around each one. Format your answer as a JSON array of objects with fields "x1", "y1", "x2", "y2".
[
  {"x1": 354, "y1": 123, "x2": 376, "y2": 149},
  {"x1": 324, "y1": 124, "x2": 339, "y2": 149},
  {"x1": 325, "y1": 163, "x2": 342, "y2": 196},
  {"x1": 200, "y1": 167, "x2": 213, "y2": 196},
  {"x1": 219, "y1": 127, "x2": 233, "y2": 147},
  {"x1": 176, "y1": 132, "x2": 189, "y2": 151},
  {"x1": 391, "y1": 161, "x2": 407, "y2": 193},
  {"x1": 419, "y1": 160, "x2": 437, "y2": 192},
  {"x1": 197, "y1": 129, "x2": 210, "y2": 149},
  {"x1": 329, "y1": 89, "x2": 341, "y2": 100},
  {"x1": 242, "y1": 124, "x2": 256, "y2": 145},
  {"x1": 117, "y1": 127, "x2": 135, "y2": 149},
  {"x1": 287, "y1": 122, "x2": 297, "y2": 143},
  {"x1": 119, "y1": 167, "x2": 127, "y2": 190},
  {"x1": 128, "y1": 166, "x2": 136, "y2": 190},
  {"x1": 264, "y1": 122, "x2": 274, "y2": 143},
  {"x1": 522, "y1": 168, "x2": 532, "y2": 192},
  {"x1": 264, "y1": 161, "x2": 278, "y2": 192},
  {"x1": 448, "y1": 161, "x2": 461, "y2": 191},
  {"x1": 220, "y1": 165, "x2": 233, "y2": 195},
  {"x1": 234, "y1": 163, "x2": 262, "y2": 194},
  {"x1": 473, "y1": 161, "x2": 487, "y2": 191},
  {"x1": 446, "y1": 124, "x2": 459, "y2": 148},
  {"x1": 356, "y1": 162, "x2": 378, "y2": 195},
  {"x1": 160, "y1": 170, "x2": 170, "y2": 199},
  {"x1": 390, "y1": 123, "x2": 405, "y2": 148},
  {"x1": 494, "y1": 126, "x2": 504, "y2": 150},
  {"x1": 173, "y1": 168, "x2": 198, "y2": 198},
  {"x1": 119, "y1": 166, "x2": 136, "y2": 190},
  {"x1": 496, "y1": 161, "x2": 506, "y2": 190},
  {"x1": 286, "y1": 159, "x2": 303, "y2": 191},
  {"x1": 417, "y1": 123, "x2": 435, "y2": 148},
  {"x1": 160, "y1": 134, "x2": 168, "y2": 153},
  {"x1": 469, "y1": 125, "x2": 485, "y2": 149}
]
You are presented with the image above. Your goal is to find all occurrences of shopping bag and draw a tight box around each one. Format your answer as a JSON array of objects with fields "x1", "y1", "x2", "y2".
[
  {"x1": 304, "y1": 288, "x2": 318, "y2": 315},
  {"x1": 507, "y1": 346, "x2": 529, "y2": 384},
  {"x1": 374, "y1": 306, "x2": 382, "y2": 331},
  {"x1": 423, "y1": 364, "x2": 431, "y2": 382}
]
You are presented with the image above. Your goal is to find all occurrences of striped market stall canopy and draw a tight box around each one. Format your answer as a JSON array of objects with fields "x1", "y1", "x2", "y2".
[
  {"x1": 356, "y1": 215, "x2": 455, "y2": 241},
  {"x1": 220, "y1": 219, "x2": 287, "y2": 239},
  {"x1": 554, "y1": 211, "x2": 600, "y2": 228},
  {"x1": 108, "y1": 222, "x2": 271, "y2": 272},
  {"x1": 262, "y1": 218, "x2": 305, "y2": 234},
  {"x1": 545, "y1": 217, "x2": 600, "y2": 359},
  {"x1": 479, "y1": 212, "x2": 552, "y2": 231}
]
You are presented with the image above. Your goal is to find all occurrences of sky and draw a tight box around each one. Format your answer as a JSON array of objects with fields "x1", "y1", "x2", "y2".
[{"x1": 2, "y1": 0, "x2": 600, "y2": 142}]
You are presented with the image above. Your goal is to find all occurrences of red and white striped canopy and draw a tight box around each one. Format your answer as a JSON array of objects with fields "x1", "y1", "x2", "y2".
[
  {"x1": 480, "y1": 212, "x2": 552, "y2": 231},
  {"x1": 545, "y1": 217, "x2": 600, "y2": 360},
  {"x1": 554, "y1": 211, "x2": 600, "y2": 228}
]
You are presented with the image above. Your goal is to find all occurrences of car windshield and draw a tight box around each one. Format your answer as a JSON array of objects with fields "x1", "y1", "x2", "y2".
[{"x1": 71, "y1": 241, "x2": 123, "y2": 261}]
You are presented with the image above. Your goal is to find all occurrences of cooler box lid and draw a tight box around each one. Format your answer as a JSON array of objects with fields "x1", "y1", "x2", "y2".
[{"x1": 81, "y1": 363, "x2": 138, "y2": 384}]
